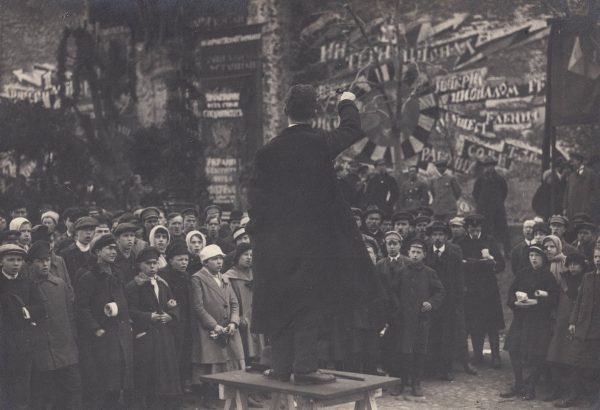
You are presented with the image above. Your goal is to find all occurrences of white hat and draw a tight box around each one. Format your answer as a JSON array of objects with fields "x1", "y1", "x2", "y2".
[
  {"x1": 232, "y1": 227, "x2": 247, "y2": 241},
  {"x1": 41, "y1": 211, "x2": 60, "y2": 224},
  {"x1": 200, "y1": 244, "x2": 225, "y2": 263},
  {"x1": 240, "y1": 216, "x2": 250, "y2": 227},
  {"x1": 9, "y1": 217, "x2": 30, "y2": 231}
]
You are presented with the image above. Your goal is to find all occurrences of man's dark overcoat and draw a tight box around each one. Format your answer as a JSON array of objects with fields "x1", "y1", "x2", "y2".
[
  {"x1": 247, "y1": 100, "x2": 377, "y2": 333},
  {"x1": 456, "y1": 234, "x2": 506, "y2": 333},
  {"x1": 75, "y1": 263, "x2": 134, "y2": 393}
]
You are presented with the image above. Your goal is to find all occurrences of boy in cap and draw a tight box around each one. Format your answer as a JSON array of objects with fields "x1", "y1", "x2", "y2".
[
  {"x1": 59, "y1": 216, "x2": 98, "y2": 283},
  {"x1": 549, "y1": 215, "x2": 578, "y2": 256},
  {"x1": 389, "y1": 238, "x2": 445, "y2": 396},
  {"x1": 126, "y1": 246, "x2": 181, "y2": 407},
  {"x1": 76, "y1": 234, "x2": 134, "y2": 409},
  {"x1": 424, "y1": 221, "x2": 466, "y2": 381},
  {"x1": 113, "y1": 222, "x2": 140, "y2": 283},
  {"x1": 572, "y1": 221, "x2": 597, "y2": 264},
  {"x1": 160, "y1": 241, "x2": 194, "y2": 393},
  {"x1": 456, "y1": 214, "x2": 505, "y2": 369},
  {"x1": 0, "y1": 244, "x2": 46, "y2": 410},
  {"x1": 28, "y1": 241, "x2": 82, "y2": 410},
  {"x1": 190, "y1": 244, "x2": 244, "y2": 408}
]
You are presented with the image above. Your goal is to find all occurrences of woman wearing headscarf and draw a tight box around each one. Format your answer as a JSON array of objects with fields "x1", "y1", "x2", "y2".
[
  {"x1": 186, "y1": 230, "x2": 206, "y2": 274},
  {"x1": 543, "y1": 235, "x2": 567, "y2": 284},
  {"x1": 9, "y1": 217, "x2": 32, "y2": 251},
  {"x1": 501, "y1": 245, "x2": 559, "y2": 400},
  {"x1": 148, "y1": 225, "x2": 170, "y2": 269},
  {"x1": 40, "y1": 211, "x2": 60, "y2": 241}
]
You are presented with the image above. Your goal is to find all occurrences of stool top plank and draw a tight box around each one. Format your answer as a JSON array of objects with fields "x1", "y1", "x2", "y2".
[{"x1": 197, "y1": 370, "x2": 399, "y2": 400}]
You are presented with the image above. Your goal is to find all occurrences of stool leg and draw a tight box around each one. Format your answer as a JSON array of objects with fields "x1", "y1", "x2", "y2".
[{"x1": 235, "y1": 389, "x2": 249, "y2": 410}]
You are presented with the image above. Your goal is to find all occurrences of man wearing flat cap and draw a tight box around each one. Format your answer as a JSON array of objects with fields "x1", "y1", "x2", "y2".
[
  {"x1": 28, "y1": 241, "x2": 82, "y2": 410},
  {"x1": 366, "y1": 159, "x2": 399, "y2": 215},
  {"x1": 0, "y1": 244, "x2": 46, "y2": 410},
  {"x1": 473, "y1": 156, "x2": 511, "y2": 253},
  {"x1": 141, "y1": 207, "x2": 161, "y2": 242},
  {"x1": 75, "y1": 234, "x2": 133, "y2": 409},
  {"x1": 430, "y1": 160, "x2": 462, "y2": 222},
  {"x1": 55, "y1": 207, "x2": 88, "y2": 254},
  {"x1": 456, "y1": 214, "x2": 505, "y2": 369},
  {"x1": 248, "y1": 85, "x2": 378, "y2": 384},
  {"x1": 424, "y1": 221, "x2": 467, "y2": 381},
  {"x1": 59, "y1": 216, "x2": 98, "y2": 283},
  {"x1": 114, "y1": 222, "x2": 141, "y2": 283},
  {"x1": 548, "y1": 214, "x2": 579, "y2": 257},
  {"x1": 572, "y1": 221, "x2": 597, "y2": 264},
  {"x1": 181, "y1": 208, "x2": 199, "y2": 234},
  {"x1": 563, "y1": 153, "x2": 599, "y2": 223}
]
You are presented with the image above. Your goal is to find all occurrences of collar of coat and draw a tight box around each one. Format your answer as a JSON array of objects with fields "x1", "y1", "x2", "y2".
[
  {"x1": 195, "y1": 267, "x2": 229, "y2": 286},
  {"x1": 223, "y1": 266, "x2": 253, "y2": 282},
  {"x1": 134, "y1": 272, "x2": 169, "y2": 288},
  {"x1": 31, "y1": 271, "x2": 61, "y2": 285}
]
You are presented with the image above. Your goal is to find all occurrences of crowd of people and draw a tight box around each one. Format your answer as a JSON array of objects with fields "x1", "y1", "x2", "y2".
[{"x1": 0, "y1": 149, "x2": 599, "y2": 410}]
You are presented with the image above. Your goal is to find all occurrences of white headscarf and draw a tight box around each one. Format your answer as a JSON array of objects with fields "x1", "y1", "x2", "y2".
[
  {"x1": 9, "y1": 217, "x2": 30, "y2": 231},
  {"x1": 185, "y1": 230, "x2": 206, "y2": 255},
  {"x1": 148, "y1": 225, "x2": 170, "y2": 269}
]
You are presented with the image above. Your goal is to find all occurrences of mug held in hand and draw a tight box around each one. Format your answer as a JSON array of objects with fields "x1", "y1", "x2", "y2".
[
  {"x1": 534, "y1": 290, "x2": 548, "y2": 298},
  {"x1": 515, "y1": 291, "x2": 528, "y2": 302},
  {"x1": 104, "y1": 302, "x2": 119, "y2": 317},
  {"x1": 481, "y1": 248, "x2": 492, "y2": 259}
]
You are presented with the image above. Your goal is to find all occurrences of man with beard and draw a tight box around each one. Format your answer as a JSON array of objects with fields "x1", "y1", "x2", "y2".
[
  {"x1": 456, "y1": 214, "x2": 505, "y2": 369},
  {"x1": 247, "y1": 85, "x2": 376, "y2": 384},
  {"x1": 424, "y1": 221, "x2": 465, "y2": 381}
]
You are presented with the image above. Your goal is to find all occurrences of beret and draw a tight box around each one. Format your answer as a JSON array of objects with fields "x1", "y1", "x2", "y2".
[
  {"x1": 200, "y1": 244, "x2": 225, "y2": 263},
  {"x1": 464, "y1": 214, "x2": 485, "y2": 227},
  {"x1": 426, "y1": 220, "x2": 450, "y2": 236},
  {"x1": 0, "y1": 244, "x2": 26, "y2": 258},
  {"x1": 27, "y1": 241, "x2": 51, "y2": 261},
  {"x1": 136, "y1": 246, "x2": 161, "y2": 264},
  {"x1": 90, "y1": 234, "x2": 116, "y2": 254},
  {"x1": 549, "y1": 215, "x2": 569, "y2": 226},
  {"x1": 140, "y1": 207, "x2": 160, "y2": 221},
  {"x1": 392, "y1": 212, "x2": 414, "y2": 225},
  {"x1": 113, "y1": 223, "x2": 138, "y2": 236},
  {"x1": 166, "y1": 241, "x2": 189, "y2": 260},
  {"x1": 31, "y1": 225, "x2": 51, "y2": 243},
  {"x1": 0, "y1": 230, "x2": 21, "y2": 244}
]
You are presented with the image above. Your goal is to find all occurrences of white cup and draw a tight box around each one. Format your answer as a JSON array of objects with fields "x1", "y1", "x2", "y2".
[
  {"x1": 104, "y1": 302, "x2": 119, "y2": 317},
  {"x1": 481, "y1": 248, "x2": 491, "y2": 259},
  {"x1": 515, "y1": 291, "x2": 528, "y2": 302},
  {"x1": 534, "y1": 290, "x2": 548, "y2": 298}
]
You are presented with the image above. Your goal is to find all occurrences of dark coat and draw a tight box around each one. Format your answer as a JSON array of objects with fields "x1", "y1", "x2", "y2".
[
  {"x1": 366, "y1": 173, "x2": 399, "y2": 215},
  {"x1": 114, "y1": 249, "x2": 137, "y2": 284},
  {"x1": 547, "y1": 272, "x2": 583, "y2": 364},
  {"x1": 247, "y1": 100, "x2": 377, "y2": 333},
  {"x1": 569, "y1": 271, "x2": 600, "y2": 340},
  {"x1": 388, "y1": 261, "x2": 445, "y2": 354},
  {"x1": 0, "y1": 272, "x2": 46, "y2": 354},
  {"x1": 160, "y1": 266, "x2": 193, "y2": 376},
  {"x1": 472, "y1": 171, "x2": 510, "y2": 246},
  {"x1": 397, "y1": 178, "x2": 429, "y2": 210},
  {"x1": 59, "y1": 243, "x2": 93, "y2": 283},
  {"x1": 125, "y1": 275, "x2": 181, "y2": 396},
  {"x1": 504, "y1": 265, "x2": 559, "y2": 355},
  {"x1": 430, "y1": 172, "x2": 461, "y2": 217},
  {"x1": 456, "y1": 234, "x2": 506, "y2": 332},
  {"x1": 31, "y1": 272, "x2": 79, "y2": 371},
  {"x1": 563, "y1": 167, "x2": 599, "y2": 222},
  {"x1": 190, "y1": 268, "x2": 244, "y2": 364},
  {"x1": 75, "y1": 264, "x2": 133, "y2": 392},
  {"x1": 510, "y1": 240, "x2": 531, "y2": 278}
]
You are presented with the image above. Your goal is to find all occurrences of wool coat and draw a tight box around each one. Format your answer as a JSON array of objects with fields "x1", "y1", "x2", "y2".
[
  {"x1": 223, "y1": 266, "x2": 264, "y2": 359},
  {"x1": 190, "y1": 268, "x2": 244, "y2": 364},
  {"x1": 547, "y1": 272, "x2": 582, "y2": 364},
  {"x1": 31, "y1": 272, "x2": 78, "y2": 371},
  {"x1": 75, "y1": 263, "x2": 133, "y2": 392},
  {"x1": 59, "y1": 243, "x2": 93, "y2": 283},
  {"x1": 397, "y1": 178, "x2": 430, "y2": 210},
  {"x1": 125, "y1": 274, "x2": 181, "y2": 396},
  {"x1": 247, "y1": 100, "x2": 377, "y2": 333},
  {"x1": 472, "y1": 171, "x2": 510, "y2": 247},
  {"x1": 510, "y1": 240, "x2": 531, "y2": 278},
  {"x1": 456, "y1": 234, "x2": 506, "y2": 332},
  {"x1": 425, "y1": 245, "x2": 464, "y2": 359},
  {"x1": 160, "y1": 266, "x2": 194, "y2": 376},
  {"x1": 388, "y1": 261, "x2": 445, "y2": 354},
  {"x1": 563, "y1": 167, "x2": 599, "y2": 222},
  {"x1": 569, "y1": 271, "x2": 600, "y2": 340},
  {"x1": 365, "y1": 172, "x2": 399, "y2": 215},
  {"x1": 114, "y1": 249, "x2": 137, "y2": 284},
  {"x1": 504, "y1": 264, "x2": 559, "y2": 355}
]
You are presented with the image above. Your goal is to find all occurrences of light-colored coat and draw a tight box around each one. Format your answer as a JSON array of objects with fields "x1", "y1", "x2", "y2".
[{"x1": 190, "y1": 268, "x2": 244, "y2": 364}]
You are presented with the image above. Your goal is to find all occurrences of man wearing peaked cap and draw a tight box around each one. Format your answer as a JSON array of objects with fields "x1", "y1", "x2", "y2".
[
  {"x1": 572, "y1": 221, "x2": 597, "y2": 264},
  {"x1": 455, "y1": 211, "x2": 506, "y2": 369},
  {"x1": 113, "y1": 223, "x2": 140, "y2": 284},
  {"x1": 0, "y1": 242, "x2": 46, "y2": 410},
  {"x1": 141, "y1": 207, "x2": 161, "y2": 241},
  {"x1": 27, "y1": 239, "x2": 83, "y2": 410},
  {"x1": 398, "y1": 164, "x2": 430, "y2": 211},
  {"x1": 563, "y1": 151, "x2": 597, "y2": 223},
  {"x1": 414, "y1": 216, "x2": 432, "y2": 241},
  {"x1": 181, "y1": 208, "x2": 198, "y2": 234},
  {"x1": 548, "y1": 214, "x2": 579, "y2": 256},
  {"x1": 0, "y1": 230, "x2": 21, "y2": 245},
  {"x1": 392, "y1": 212, "x2": 414, "y2": 236},
  {"x1": 90, "y1": 234, "x2": 117, "y2": 255},
  {"x1": 58, "y1": 216, "x2": 98, "y2": 283},
  {"x1": 247, "y1": 85, "x2": 376, "y2": 385}
]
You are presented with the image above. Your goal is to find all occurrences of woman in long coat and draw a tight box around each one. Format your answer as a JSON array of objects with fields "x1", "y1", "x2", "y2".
[
  {"x1": 502, "y1": 245, "x2": 558, "y2": 399},
  {"x1": 76, "y1": 236, "x2": 134, "y2": 409}
]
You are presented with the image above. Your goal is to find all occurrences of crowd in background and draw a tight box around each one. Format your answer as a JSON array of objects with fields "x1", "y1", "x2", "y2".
[{"x1": 0, "y1": 150, "x2": 599, "y2": 409}]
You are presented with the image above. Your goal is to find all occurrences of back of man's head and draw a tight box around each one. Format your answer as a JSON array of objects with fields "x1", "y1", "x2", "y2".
[{"x1": 284, "y1": 84, "x2": 317, "y2": 122}]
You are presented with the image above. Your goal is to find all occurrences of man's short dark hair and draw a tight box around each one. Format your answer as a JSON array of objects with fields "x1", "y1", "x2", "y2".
[{"x1": 284, "y1": 84, "x2": 317, "y2": 122}]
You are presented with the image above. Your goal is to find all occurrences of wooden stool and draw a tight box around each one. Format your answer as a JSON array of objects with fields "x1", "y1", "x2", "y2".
[{"x1": 198, "y1": 370, "x2": 399, "y2": 410}]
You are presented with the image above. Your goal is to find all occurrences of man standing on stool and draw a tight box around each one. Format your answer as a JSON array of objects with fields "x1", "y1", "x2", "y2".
[{"x1": 248, "y1": 85, "x2": 377, "y2": 385}]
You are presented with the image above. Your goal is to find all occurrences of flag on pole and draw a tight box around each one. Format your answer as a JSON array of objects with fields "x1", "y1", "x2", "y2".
[{"x1": 548, "y1": 17, "x2": 600, "y2": 125}]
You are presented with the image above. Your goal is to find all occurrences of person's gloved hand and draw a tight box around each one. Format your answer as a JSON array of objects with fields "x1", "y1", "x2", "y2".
[{"x1": 340, "y1": 91, "x2": 356, "y2": 102}]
